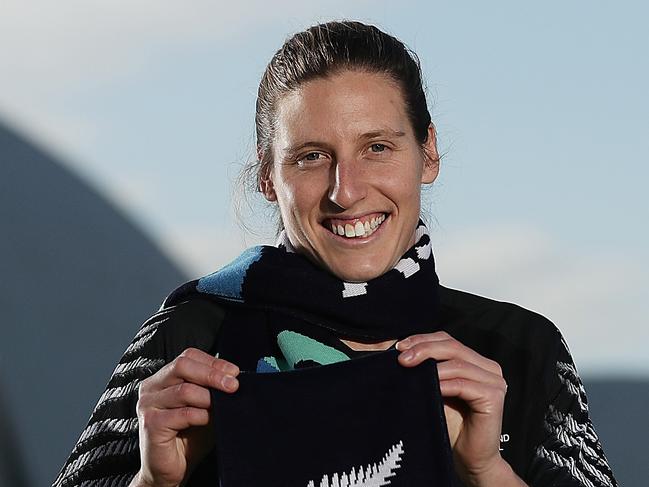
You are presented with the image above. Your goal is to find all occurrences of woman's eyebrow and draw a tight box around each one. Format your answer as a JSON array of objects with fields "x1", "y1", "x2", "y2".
[
  {"x1": 282, "y1": 128, "x2": 406, "y2": 158},
  {"x1": 358, "y1": 128, "x2": 406, "y2": 140},
  {"x1": 282, "y1": 141, "x2": 331, "y2": 159}
]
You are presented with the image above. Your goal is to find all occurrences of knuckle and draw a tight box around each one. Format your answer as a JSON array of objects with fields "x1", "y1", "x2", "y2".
[
  {"x1": 206, "y1": 367, "x2": 221, "y2": 387},
  {"x1": 136, "y1": 390, "x2": 147, "y2": 407},
  {"x1": 493, "y1": 388, "x2": 507, "y2": 401},
  {"x1": 452, "y1": 377, "x2": 465, "y2": 389},
  {"x1": 216, "y1": 359, "x2": 239, "y2": 374},
  {"x1": 409, "y1": 344, "x2": 426, "y2": 358},
  {"x1": 171, "y1": 356, "x2": 190, "y2": 376},
  {"x1": 138, "y1": 377, "x2": 151, "y2": 394},
  {"x1": 450, "y1": 358, "x2": 465, "y2": 370},
  {"x1": 135, "y1": 398, "x2": 145, "y2": 416},
  {"x1": 213, "y1": 358, "x2": 229, "y2": 371},
  {"x1": 176, "y1": 381, "x2": 193, "y2": 399},
  {"x1": 168, "y1": 359, "x2": 181, "y2": 376},
  {"x1": 137, "y1": 382, "x2": 152, "y2": 404},
  {"x1": 139, "y1": 408, "x2": 159, "y2": 429},
  {"x1": 136, "y1": 387, "x2": 155, "y2": 415},
  {"x1": 489, "y1": 360, "x2": 503, "y2": 376},
  {"x1": 180, "y1": 347, "x2": 201, "y2": 359},
  {"x1": 180, "y1": 406, "x2": 196, "y2": 421}
]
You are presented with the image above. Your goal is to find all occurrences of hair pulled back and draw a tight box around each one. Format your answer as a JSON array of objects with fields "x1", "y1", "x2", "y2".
[{"x1": 252, "y1": 20, "x2": 434, "y2": 190}]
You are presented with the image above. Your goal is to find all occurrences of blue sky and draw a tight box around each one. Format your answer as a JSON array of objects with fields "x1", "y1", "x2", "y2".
[{"x1": 1, "y1": 0, "x2": 647, "y2": 376}]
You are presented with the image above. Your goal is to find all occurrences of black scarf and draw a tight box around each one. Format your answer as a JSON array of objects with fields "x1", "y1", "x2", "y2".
[
  {"x1": 163, "y1": 219, "x2": 454, "y2": 486},
  {"x1": 211, "y1": 348, "x2": 454, "y2": 487},
  {"x1": 163, "y1": 220, "x2": 441, "y2": 344}
]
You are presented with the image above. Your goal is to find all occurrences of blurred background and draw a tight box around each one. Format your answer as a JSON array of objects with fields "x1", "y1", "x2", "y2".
[{"x1": 0, "y1": 1, "x2": 647, "y2": 486}]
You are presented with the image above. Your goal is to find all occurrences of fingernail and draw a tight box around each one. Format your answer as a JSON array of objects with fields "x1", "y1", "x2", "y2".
[
  {"x1": 401, "y1": 350, "x2": 415, "y2": 361},
  {"x1": 396, "y1": 339, "x2": 409, "y2": 351},
  {"x1": 222, "y1": 375, "x2": 237, "y2": 390}
]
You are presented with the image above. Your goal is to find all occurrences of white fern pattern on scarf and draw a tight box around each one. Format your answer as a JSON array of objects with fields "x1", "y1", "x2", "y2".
[{"x1": 306, "y1": 440, "x2": 404, "y2": 487}]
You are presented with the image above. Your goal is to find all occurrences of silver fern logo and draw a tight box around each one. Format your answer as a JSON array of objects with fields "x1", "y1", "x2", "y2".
[{"x1": 306, "y1": 440, "x2": 404, "y2": 487}]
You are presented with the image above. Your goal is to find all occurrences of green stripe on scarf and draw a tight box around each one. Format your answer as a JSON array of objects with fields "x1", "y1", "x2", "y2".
[{"x1": 277, "y1": 330, "x2": 350, "y2": 369}]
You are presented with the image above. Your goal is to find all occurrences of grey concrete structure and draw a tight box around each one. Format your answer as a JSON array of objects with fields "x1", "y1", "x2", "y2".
[{"x1": 0, "y1": 121, "x2": 187, "y2": 486}]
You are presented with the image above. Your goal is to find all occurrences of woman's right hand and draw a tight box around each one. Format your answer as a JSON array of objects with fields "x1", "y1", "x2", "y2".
[{"x1": 130, "y1": 348, "x2": 240, "y2": 487}]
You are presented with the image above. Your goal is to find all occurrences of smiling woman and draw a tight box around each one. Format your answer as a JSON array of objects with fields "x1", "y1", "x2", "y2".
[
  {"x1": 54, "y1": 20, "x2": 618, "y2": 487},
  {"x1": 262, "y1": 70, "x2": 439, "y2": 282}
]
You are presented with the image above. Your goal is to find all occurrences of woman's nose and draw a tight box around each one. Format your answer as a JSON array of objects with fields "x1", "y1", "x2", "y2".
[{"x1": 328, "y1": 160, "x2": 367, "y2": 209}]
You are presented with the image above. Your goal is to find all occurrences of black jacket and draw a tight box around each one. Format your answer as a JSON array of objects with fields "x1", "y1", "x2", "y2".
[{"x1": 53, "y1": 285, "x2": 617, "y2": 487}]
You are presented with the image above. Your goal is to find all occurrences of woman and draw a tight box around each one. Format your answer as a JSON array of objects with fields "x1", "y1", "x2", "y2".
[{"x1": 53, "y1": 20, "x2": 617, "y2": 487}]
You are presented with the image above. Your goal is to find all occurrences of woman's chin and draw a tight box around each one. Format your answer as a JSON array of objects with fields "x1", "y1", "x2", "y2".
[{"x1": 325, "y1": 260, "x2": 391, "y2": 283}]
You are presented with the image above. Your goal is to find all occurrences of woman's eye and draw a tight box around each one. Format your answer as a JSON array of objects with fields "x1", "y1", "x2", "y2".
[
  {"x1": 295, "y1": 152, "x2": 326, "y2": 167},
  {"x1": 304, "y1": 152, "x2": 321, "y2": 161}
]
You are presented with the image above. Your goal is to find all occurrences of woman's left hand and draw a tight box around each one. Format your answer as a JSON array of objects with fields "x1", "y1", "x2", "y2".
[{"x1": 396, "y1": 331, "x2": 518, "y2": 486}]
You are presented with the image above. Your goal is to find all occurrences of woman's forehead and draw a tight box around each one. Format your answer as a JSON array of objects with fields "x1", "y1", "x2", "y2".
[{"x1": 274, "y1": 71, "x2": 410, "y2": 143}]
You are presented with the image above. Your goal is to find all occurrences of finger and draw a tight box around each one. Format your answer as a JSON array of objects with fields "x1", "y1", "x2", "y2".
[
  {"x1": 142, "y1": 355, "x2": 239, "y2": 393},
  {"x1": 178, "y1": 348, "x2": 240, "y2": 376},
  {"x1": 140, "y1": 406, "x2": 210, "y2": 435},
  {"x1": 440, "y1": 377, "x2": 508, "y2": 411},
  {"x1": 398, "y1": 339, "x2": 502, "y2": 375},
  {"x1": 436, "y1": 359, "x2": 505, "y2": 388},
  {"x1": 395, "y1": 331, "x2": 454, "y2": 350},
  {"x1": 140, "y1": 382, "x2": 212, "y2": 410}
]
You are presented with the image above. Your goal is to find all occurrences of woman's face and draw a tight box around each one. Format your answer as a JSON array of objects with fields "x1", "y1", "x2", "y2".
[{"x1": 262, "y1": 70, "x2": 439, "y2": 282}]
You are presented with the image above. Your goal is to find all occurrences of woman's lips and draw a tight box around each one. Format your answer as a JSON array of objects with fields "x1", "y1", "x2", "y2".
[{"x1": 323, "y1": 212, "x2": 387, "y2": 239}]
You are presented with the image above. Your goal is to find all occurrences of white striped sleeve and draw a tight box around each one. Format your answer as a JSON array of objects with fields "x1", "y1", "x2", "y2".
[{"x1": 529, "y1": 337, "x2": 617, "y2": 487}]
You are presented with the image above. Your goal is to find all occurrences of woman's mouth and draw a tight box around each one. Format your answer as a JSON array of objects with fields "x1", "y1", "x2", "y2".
[{"x1": 323, "y1": 213, "x2": 387, "y2": 239}]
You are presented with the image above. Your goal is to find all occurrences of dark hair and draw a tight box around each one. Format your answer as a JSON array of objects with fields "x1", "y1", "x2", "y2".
[{"x1": 238, "y1": 20, "x2": 436, "y2": 233}]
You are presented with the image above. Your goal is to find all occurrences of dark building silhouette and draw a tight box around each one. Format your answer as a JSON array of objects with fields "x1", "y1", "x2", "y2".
[
  {"x1": 584, "y1": 378, "x2": 648, "y2": 487},
  {"x1": 0, "y1": 380, "x2": 30, "y2": 487},
  {"x1": 0, "y1": 120, "x2": 645, "y2": 486},
  {"x1": 0, "y1": 121, "x2": 187, "y2": 486}
]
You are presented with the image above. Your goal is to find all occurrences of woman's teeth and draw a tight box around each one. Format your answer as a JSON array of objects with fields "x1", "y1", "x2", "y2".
[{"x1": 329, "y1": 214, "x2": 386, "y2": 238}]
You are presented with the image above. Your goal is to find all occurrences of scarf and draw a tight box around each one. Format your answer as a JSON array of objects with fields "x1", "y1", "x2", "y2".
[
  {"x1": 211, "y1": 349, "x2": 454, "y2": 487},
  {"x1": 162, "y1": 219, "x2": 441, "y2": 347},
  {"x1": 165, "y1": 220, "x2": 455, "y2": 485}
]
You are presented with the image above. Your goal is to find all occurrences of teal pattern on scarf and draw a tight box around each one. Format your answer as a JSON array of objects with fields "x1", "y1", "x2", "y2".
[{"x1": 278, "y1": 331, "x2": 350, "y2": 369}]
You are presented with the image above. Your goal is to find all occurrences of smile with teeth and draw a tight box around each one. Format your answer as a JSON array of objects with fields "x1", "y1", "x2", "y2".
[{"x1": 326, "y1": 214, "x2": 387, "y2": 238}]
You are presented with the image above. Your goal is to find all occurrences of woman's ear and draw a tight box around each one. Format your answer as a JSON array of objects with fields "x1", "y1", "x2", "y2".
[
  {"x1": 260, "y1": 176, "x2": 277, "y2": 202},
  {"x1": 258, "y1": 152, "x2": 277, "y2": 202},
  {"x1": 421, "y1": 123, "x2": 440, "y2": 184}
]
